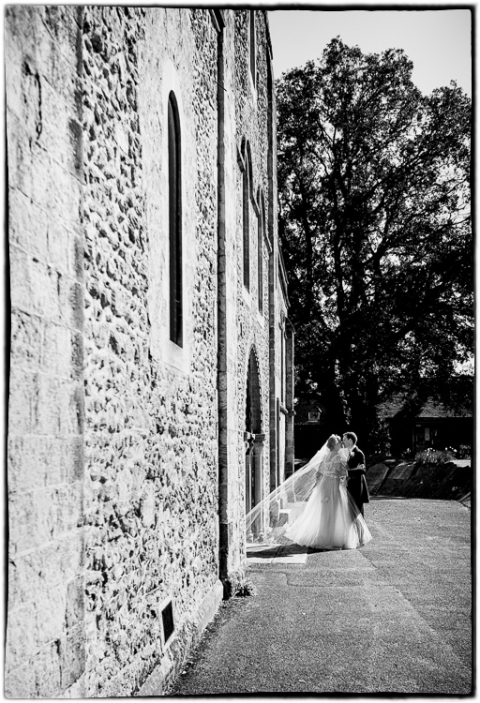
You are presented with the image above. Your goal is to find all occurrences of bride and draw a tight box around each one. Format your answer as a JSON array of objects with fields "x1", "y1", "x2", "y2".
[
  {"x1": 246, "y1": 434, "x2": 372, "y2": 549},
  {"x1": 285, "y1": 434, "x2": 372, "y2": 550}
]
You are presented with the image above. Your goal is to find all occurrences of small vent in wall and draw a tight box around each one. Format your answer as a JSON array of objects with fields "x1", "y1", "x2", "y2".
[{"x1": 162, "y1": 600, "x2": 175, "y2": 645}]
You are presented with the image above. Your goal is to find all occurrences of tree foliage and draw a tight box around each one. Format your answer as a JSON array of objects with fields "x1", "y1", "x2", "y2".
[{"x1": 277, "y1": 38, "x2": 472, "y2": 449}]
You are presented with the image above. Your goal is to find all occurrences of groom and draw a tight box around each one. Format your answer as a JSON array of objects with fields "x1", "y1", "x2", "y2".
[{"x1": 342, "y1": 432, "x2": 370, "y2": 516}]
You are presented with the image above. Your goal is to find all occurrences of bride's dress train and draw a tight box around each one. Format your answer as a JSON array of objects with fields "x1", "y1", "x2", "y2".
[{"x1": 285, "y1": 450, "x2": 372, "y2": 550}]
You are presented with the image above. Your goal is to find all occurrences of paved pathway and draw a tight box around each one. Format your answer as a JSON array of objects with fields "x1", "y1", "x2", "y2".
[{"x1": 171, "y1": 498, "x2": 472, "y2": 695}]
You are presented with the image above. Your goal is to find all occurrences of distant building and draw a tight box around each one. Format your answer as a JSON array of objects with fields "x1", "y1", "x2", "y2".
[
  {"x1": 377, "y1": 395, "x2": 473, "y2": 455},
  {"x1": 6, "y1": 7, "x2": 293, "y2": 697},
  {"x1": 293, "y1": 396, "x2": 329, "y2": 462}
]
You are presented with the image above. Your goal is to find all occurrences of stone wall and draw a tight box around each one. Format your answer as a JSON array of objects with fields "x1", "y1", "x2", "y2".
[
  {"x1": 82, "y1": 7, "x2": 221, "y2": 696},
  {"x1": 232, "y1": 11, "x2": 273, "y2": 558},
  {"x1": 6, "y1": 6, "x2": 85, "y2": 697},
  {"x1": 6, "y1": 6, "x2": 291, "y2": 697}
]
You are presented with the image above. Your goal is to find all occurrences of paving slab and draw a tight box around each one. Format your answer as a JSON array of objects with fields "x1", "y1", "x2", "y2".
[{"x1": 168, "y1": 497, "x2": 472, "y2": 696}]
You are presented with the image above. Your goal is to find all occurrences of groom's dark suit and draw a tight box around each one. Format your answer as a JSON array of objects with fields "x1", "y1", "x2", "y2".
[{"x1": 347, "y1": 446, "x2": 370, "y2": 516}]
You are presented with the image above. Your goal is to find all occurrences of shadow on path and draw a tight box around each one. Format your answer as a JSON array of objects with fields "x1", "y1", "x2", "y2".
[{"x1": 246, "y1": 543, "x2": 309, "y2": 559}]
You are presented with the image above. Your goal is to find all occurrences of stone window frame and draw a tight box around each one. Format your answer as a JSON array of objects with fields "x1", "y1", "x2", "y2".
[
  {"x1": 168, "y1": 91, "x2": 183, "y2": 348},
  {"x1": 280, "y1": 312, "x2": 286, "y2": 405},
  {"x1": 249, "y1": 10, "x2": 257, "y2": 92},
  {"x1": 244, "y1": 344, "x2": 265, "y2": 520},
  {"x1": 245, "y1": 343, "x2": 263, "y2": 434},
  {"x1": 209, "y1": 8, "x2": 225, "y2": 32},
  {"x1": 257, "y1": 187, "x2": 265, "y2": 316},
  {"x1": 243, "y1": 148, "x2": 250, "y2": 291},
  {"x1": 147, "y1": 58, "x2": 193, "y2": 375},
  {"x1": 238, "y1": 138, "x2": 255, "y2": 295}
]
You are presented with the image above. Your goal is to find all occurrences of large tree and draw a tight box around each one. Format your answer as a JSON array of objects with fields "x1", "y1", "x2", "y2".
[{"x1": 277, "y1": 38, "x2": 472, "y2": 450}]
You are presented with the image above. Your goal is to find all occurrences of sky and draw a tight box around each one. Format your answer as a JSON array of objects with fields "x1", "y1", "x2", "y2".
[{"x1": 267, "y1": 7, "x2": 472, "y2": 97}]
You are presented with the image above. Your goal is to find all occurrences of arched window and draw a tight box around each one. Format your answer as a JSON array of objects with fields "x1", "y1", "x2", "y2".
[
  {"x1": 249, "y1": 11, "x2": 256, "y2": 87},
  {"x1": 258, "y1": 193, "x2": 265, "y2": 313},
  {"x1": 168, "y1": 91, "x2": 182, "y2": 347},
  {"x1": 243, "y1": 148, "x2": 250, "y2": 290}
]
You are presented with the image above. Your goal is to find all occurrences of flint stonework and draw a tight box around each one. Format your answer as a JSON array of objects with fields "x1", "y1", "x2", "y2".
[{"x1": 6, "y1": 7, "x2": 294, "y2": 697}]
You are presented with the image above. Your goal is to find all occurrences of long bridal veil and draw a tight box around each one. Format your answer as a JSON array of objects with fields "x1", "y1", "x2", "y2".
[{"x1": 245, "y1": 441, "x2": 330, "y2": 545}]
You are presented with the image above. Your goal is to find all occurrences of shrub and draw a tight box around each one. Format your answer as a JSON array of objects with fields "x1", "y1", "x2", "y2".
[
  {"x1": 234, "y1": 577, "x2": 257, "y2": 597},
  {"x1": 415, "y1": 447, "x2": 456, "y2": 465},
  {"x1": 457, "y1": 444, "x2": 472, "y2": 459}
]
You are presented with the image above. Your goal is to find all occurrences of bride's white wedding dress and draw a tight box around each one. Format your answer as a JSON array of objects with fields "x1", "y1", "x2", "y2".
[{"x1": 285, "y1": 448, "x2": 372, "y2": 550}]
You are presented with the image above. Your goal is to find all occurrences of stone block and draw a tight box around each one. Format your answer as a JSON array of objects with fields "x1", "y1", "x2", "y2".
[
  {"x1": 65, "y1": 577, "x2": 85, "y2": 630},
  {"x1": 4, "y1": 658, "x2": 36, "y2": 698},
  {"x1": 63, "y1": 435, "x2": 85, "y2": 483},
  {"x1": 35, "y1": 32, "x2": 78, "y2": 106},
  {"x1": 48, "y1": 160, "x2": 82, "y2": 224},
  {"x1": 5, "y1": 6, "x2": 46, "y2": 66},
  {"x1": 8, "y1": 555, "x2": 34, "y2": 611},
  {"x1": 193, "y1": 578, "x2": 223, "y2": 633},
  {"x1": 11, "y1": 255, "x2": 61, "y2": 320},
  {"x1": 57, "y1": 532, "x2": 84, "y2": 581},
  {"x1": 5, "y1": 603, "x2": 38, "y2": 672},
  {"x1": 30, "y1": 373, "x2": 60, "y2": 435},
  {"x1": 4, "y1": 26, "x2": 25, "y2": 118},
  {"x1": 34, "y1": 376, "x2": 81, "y2": 436},
  {"x1": 9, "y1": 245, "x2": 33, "y2": 315},
  {"x1": 9, "y1": 533, "x2": 83, "y2": 611},
  {"x1": 136, "y1": 651, "x2": 174, "y2": 696},
  {"x1": 47, "y1": 218, "x2": 77, "y2": 276},
  {"x1": 64, "y1": 672, "x2": 86, "y2": 698},
  {"x1": 35, "y1": 584, "x2": 67, "y2": 647},
  {"x1": 26, "y1": 147, "x2": 59, "y2": 211},
  {"x1": 139, "y1": 487, "x2": 156, "y2": 528},
  {"x1": 73, "y1": 234, "x2": 85, "y2": 278},
  {"x1": 60, "y1": 625, "x2": 86, "y2": 690},
  {"x1": 8, "y1": 436, "x2": 48, "y2": 493},
  {"x1": 33, "y1": 639, "x2": 62, "y2": 697},
  {"x1": 10, "y1": 309, "x2": 43, "y2": 372},
  {"x1": 41, "y1": 323, "x2": 73, "y2": 377},
  {"x1": 38, "y1": 83, "x2": 80, "y2": 173},
  {"x1": 8, "y1": 490, "x2": 50, "y2": 554},
  {"x1": 44, "y1": 6, "x2": 81, "y2": 56},
  {"x1": 8, "y1": 186, "x2": 48, "y2": 260},
  {"x1": 8, "y1": 367, "x2": 33, "y2": 435},
  {"x1": 8, "y1": 435, "x2": 83, "y2": 495},
  {"x1": 56, "y1": 482, "x2": 84, "y2": 534},
  {"x1": 65, "y1": 280, "x2": 84, "y2": 330},
  {"x1": 7, "y1": 114, "x2": 34, "y2": 197}
]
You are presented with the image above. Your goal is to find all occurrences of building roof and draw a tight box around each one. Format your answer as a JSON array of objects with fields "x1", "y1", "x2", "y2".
[
  {"x1": 377, "y1": 395, "x2": 472, "y2": 421},
  {"x1": 416, "y1": 400, "x2": 472, "y2": 419},
  {"x1": 377, "y1": 398, "x2": 404, "y2": 420}
]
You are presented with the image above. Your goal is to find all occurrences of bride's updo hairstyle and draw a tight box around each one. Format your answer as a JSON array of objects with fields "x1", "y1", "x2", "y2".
[{"x1": 326, "y1": 434, "x2": 341, "y2": 450}]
